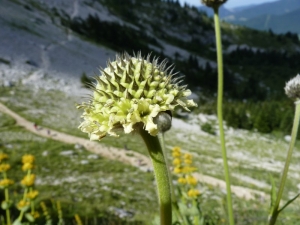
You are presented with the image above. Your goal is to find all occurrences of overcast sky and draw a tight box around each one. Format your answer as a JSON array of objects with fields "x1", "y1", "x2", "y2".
[{"x1": 178, "y1": 0, "x2": 279, "y2": 8}]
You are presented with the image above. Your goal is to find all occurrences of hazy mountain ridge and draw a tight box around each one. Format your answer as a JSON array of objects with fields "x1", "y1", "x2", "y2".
[{"x1": 221, "y1": 0, "x2": 300, "y2": 34}]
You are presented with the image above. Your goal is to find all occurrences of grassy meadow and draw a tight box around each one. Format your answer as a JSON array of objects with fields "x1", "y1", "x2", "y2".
[{"x1": 1, "y1": 84, "x2": 300, "y2": 224}]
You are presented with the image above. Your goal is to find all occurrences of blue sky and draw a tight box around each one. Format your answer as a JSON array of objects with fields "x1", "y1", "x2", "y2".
[{"x1": 178, "y1": 0, "x2": 278, "y2": 9}]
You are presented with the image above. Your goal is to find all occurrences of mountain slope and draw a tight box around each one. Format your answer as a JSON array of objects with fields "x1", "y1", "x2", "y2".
[
  {"x1": 225, "y1": 0, "x2": 300, "y2": 21},
  {"x1": 222, "y1": 0, "x2": 300, "y2": 34},
  {"x1": 233, "y1": 8, "x2": 300, "y2": 34},
  {"x1": 1, "y1": 0, "x2": 300, "y2": 101}
]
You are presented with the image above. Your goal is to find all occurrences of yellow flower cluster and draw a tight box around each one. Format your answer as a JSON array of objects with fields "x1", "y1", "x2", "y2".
[
  {"x1": 17, "y1": 199, "x2": 30, "y2": 210},
  {"x1": 171, "y1": 147, "x2": 200, "y2": 199},
  {"x1": 22, "y1": 154, "x2": 35, "y2": 171},
  {"x1": 26, "y1": 190, "x2": 39, "y2": 200},
  {"x1": 0, "y1": 153, "x2": 8, "y2": 162},
  {"x1": 0, "y1": 178, "x2": 14, "y2": 188},
  {"x1": 0, "y1": 163, "x2": 10, "y2": 172},
  {"x1": 21, "y1": 174, "x2": 36, "y2": 187}
]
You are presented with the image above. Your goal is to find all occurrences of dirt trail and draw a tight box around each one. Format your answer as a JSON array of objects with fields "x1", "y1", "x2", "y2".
[{"x1": 0, "y1": 102, "x2": 266, "y2": 200}]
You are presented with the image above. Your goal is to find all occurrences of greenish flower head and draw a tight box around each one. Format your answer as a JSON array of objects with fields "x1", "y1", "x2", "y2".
[
  {"x1": 201, "y1": 0, "x2": 227, "y2": 8},
  {"x1": 285, "y1": 74, "x2": 300, "y2": 100},
  {"x1": 77, "y1": 52, "x2": 197, "y2": 140}
]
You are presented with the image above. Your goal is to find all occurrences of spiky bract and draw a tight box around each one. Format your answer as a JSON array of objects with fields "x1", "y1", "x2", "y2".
[{"x1": 78, "y1": 52, "x2": 197, "y2": 140}]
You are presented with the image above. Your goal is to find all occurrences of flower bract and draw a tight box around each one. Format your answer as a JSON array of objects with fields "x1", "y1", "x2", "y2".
[{"x1": 78, "y1": 52, "x2": 197, "y2": 140}]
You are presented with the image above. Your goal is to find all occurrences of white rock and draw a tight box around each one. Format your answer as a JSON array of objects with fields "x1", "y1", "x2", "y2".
[
  {"x1": 87, "y1": 154, "x2": 99, "y2": 160},
  {"x1": 80, "y1": 160, "x2": 89, "y2": 165},
  {"x1": 284, "y1": 135, "x2": 292, "y2": 142},
  {"x1": 60, "y1": 150, "x2": 74, "y2": 156}
]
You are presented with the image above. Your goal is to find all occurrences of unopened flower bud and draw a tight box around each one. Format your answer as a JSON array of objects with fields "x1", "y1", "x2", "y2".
[{"x1": 153, "y1": 111, "x2": 172, "y2": 133}]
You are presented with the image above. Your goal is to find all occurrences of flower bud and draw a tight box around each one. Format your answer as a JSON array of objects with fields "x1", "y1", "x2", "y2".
[
  {"x1": 153, "y1": 111, "x2": 172, "y2": 133},
  {"x1": 285, "y1": 74, "x2": 300, "y2": 99},
  {"x1": 201, "y1": 0, "x2": 227, "y2": 8}
]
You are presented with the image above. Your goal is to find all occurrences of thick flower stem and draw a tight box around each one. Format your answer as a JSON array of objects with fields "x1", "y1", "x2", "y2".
[
  {"x1": 140, "y1": 130, "x2": 172, "y2": 225},
  {"x1": 268, "y1": 101, "x2": 300, "y2": 225},
  {"x1": 213, "y1": 6, "x2": 234, "y2": 225}
]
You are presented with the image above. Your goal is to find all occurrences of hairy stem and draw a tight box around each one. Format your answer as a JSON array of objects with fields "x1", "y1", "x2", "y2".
[{"x1": 140, "y1": 130, "x2": 172, "y2": 225}]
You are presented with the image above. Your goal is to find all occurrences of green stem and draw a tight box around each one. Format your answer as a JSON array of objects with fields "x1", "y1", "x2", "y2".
[
  {"x1": 213, "y1": 6, "x2": 234, "y2": 225},
  {"x1": 268, "y1": 101, "x2": 300, "y2": 225},
  {"x1": 158, "y1": 133, "x2": 186, "y2": 224},
  {"x1": 4, "y1": 188, "x2": 11, "y2": 225},
  {"x1": 140, "y1": 130, "x2": 172, "y2": 225}
]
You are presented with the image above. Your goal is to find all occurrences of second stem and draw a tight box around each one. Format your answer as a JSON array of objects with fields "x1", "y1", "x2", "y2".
[{"x1": 213, "y1": 6, "x2": 234, "y2": 225}]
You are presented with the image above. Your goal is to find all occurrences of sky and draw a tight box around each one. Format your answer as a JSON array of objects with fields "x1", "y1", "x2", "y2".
[{"x1": 179, "y1": 0, "x2": 279, "y2": 9}]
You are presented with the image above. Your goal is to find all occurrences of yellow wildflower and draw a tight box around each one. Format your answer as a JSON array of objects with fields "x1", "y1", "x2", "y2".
[
  {"x1": 0, "y1": 153, "x2": 8, "y2": 162},
  {"x1": 172, "y1": 158, "x2": 181, "y2": 166},
  {"x1": 0, "y1": 163, "x2": 11, "y2": 172},
  {"x1": 17, "y1": 200, "x2": 29, "y2": 210},
  {"x1": 22, "y1": 154, "x2": 35, "y2": 164},
  {"x1": 172, "y1": 151, "x2": 181, "y2": 158},
  {"x1": 187, "y1": 189, "x2": 200, "y2": 198},
  {"x1": 184, "y1": 159, "x2": 193, "y2": 165},
  {"x1": 31, "y1": 211, "x2": 40, "y2": 219},
  {"x1": 186, "y1": 176, "x2": 197, "y2": 186},
  {"x1": 172, "y1": 146, "x2": 181, "y2": 152},
  {"x1": 181, "y1": 166, "x2": 197, "y2": 173},
  {"x1": 173, "y1": 167, "x2": 182, "y2": 174},
  {"x1": 26, "y1": 190, "x2": 39, "y2": 200},
  {"x1": 22, "y1": 163, "x2": 34, "y2": 171},
  {"x1": 177, "y1": 177, "x2": 187, "y2": 184},
  {"x1": 0, "y1": 178, "x2": 14, "y2": 188},
  {"x1": 21, "y1": 174, "x2": 36, "y2": 187},
  {"x1": 184, "y1": 153, "x2": 192, "y2": 159}
]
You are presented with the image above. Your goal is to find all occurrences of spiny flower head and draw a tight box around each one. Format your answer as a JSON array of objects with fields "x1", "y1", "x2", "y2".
[
  {"x1": 285, "y1": 74, "x2": 300, "y2": 99},
  {"x1": 78, "y1": 52, "x2": 197, "y2": 140},
  {"x1": 201, "y1": 0, "x2": 227, "y2": 8},
  {"x1": 22, "y1": 154, "x2": 35, "y2": 164}
]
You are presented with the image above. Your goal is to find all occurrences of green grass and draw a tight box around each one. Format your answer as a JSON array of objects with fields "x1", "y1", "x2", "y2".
[
  {"x1": 1, "y1": 84, "x2": 300, "y2": 224},
  {"x1": 0, "y1": 112, "x2": 157, "y2": 222}
]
